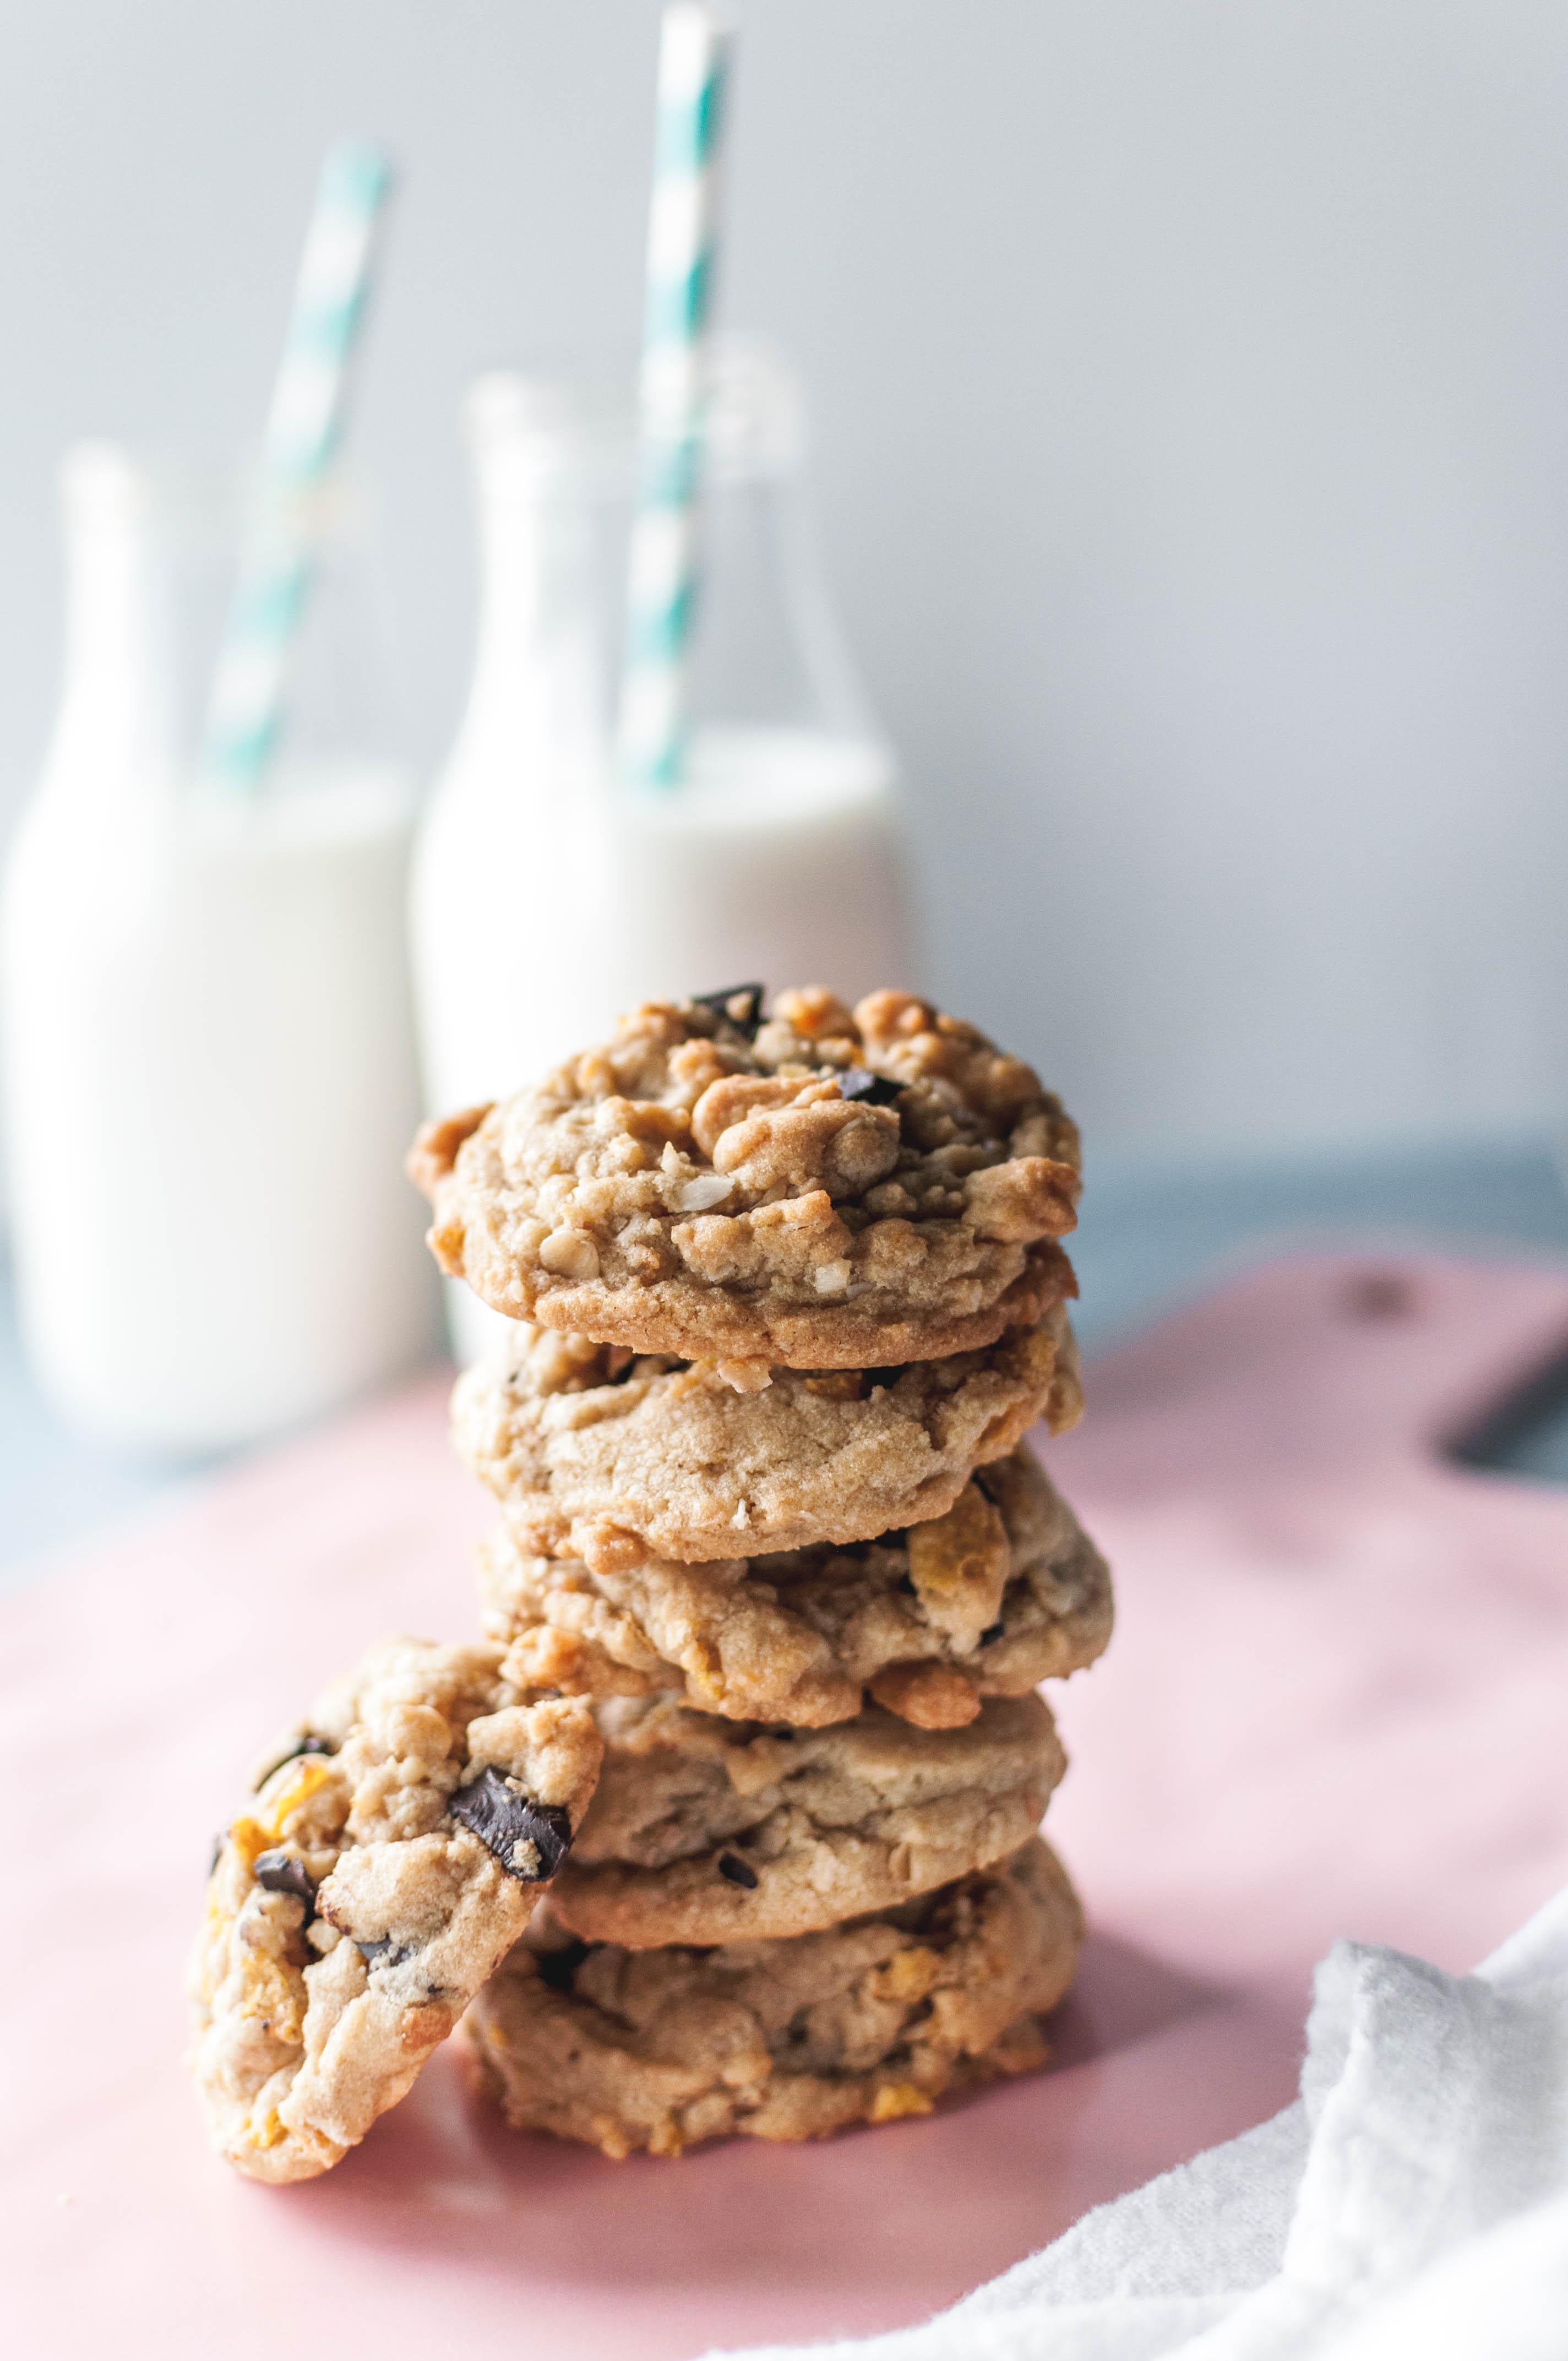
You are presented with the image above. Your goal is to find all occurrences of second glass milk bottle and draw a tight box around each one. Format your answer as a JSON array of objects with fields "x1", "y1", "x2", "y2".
[{"x1": 411, "y1": 335, "x2": 916, "y2": 1106}]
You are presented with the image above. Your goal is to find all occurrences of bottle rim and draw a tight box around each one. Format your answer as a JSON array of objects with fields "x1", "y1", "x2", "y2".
[
  {"x1": 463, "y1": 333, "x2": 808, "y2": 498},
  {"x1": 59, "y1": 440, "x2": 375, "y2": 554}
]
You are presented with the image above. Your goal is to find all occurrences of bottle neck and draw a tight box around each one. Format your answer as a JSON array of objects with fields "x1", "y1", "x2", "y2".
[
  {"x1": 460, "y1": 433, "x2": 608, "y2": 755},
  {"x1": 48, "y1": 453, "x2": 175, "y2": 797},
  {"x1": 470, "y1": 484, "x2": 548, "y2": 684}
]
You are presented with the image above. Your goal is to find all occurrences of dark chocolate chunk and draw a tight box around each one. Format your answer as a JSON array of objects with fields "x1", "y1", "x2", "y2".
[
  {"x1": 356, "y1": 1935, "x2": 412, "y2": 1968},
  {"x1": 690, "y1": 983, "x2": 765, "y2": 1038},
  {"x1": 835, "y1": 1065, "x2": 905, "y2": 1108},
  {"x1": 450, "y1": 1765, "x2": 573, "y2": 1882},
  {"x1": 717, "y1": 1851, "x2": 759, "y2": 1889},
  {"x1": 976, "y1": 1620, "x2": 1006, "y2": 1649},
  {"x1": 536, "y1": 1939, "x2": 591, "y2": 1993},
  {"x1": 252, "y1": 1731, "x2": 334, "y2": 1792},
  {"x1": 253, "y1": 1849, "x2": 318, "y2": 1911}
]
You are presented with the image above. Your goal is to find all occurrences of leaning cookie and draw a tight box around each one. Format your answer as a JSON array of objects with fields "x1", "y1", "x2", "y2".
[
  {"x1": 466, "y1": 1837, "x2": 1083, "y2": 2158},
  {"x1": 547, "y1": 1690, "x2": 1065, "y2": 1949},
  {"x1": 481, "y1": 1446, "x2": 1113, "y2": 1731},
  {"x1": 453, "y1": 1302, "x2": 1081, "y2": 1572},
  {"x1": 188, "y1": 1638, "x2": 602, "y2": 2184},
  {"x1": 410, "y1": 986, "x2": 1080, "y2": 1369}
]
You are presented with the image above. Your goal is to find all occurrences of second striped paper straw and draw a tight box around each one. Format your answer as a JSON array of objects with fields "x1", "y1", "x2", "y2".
[
  {"x1": 201, "y1": 141, "x2": 394, "y2": 797},
  {"x1": 618, "y1": 3, "x2": 734, "y2": 792}
]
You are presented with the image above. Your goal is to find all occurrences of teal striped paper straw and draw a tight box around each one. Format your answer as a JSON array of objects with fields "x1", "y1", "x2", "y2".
[
  {"x1": 201, "y1": 141, "x2": 394, "y2": 796},
  {"x1": 618, "y1": 3, "x2": 734, "y2": 791}
]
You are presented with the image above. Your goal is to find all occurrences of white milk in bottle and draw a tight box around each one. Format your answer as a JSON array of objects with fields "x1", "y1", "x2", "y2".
[
  {"x1": 600, "y1": 726, "x2": 908, "y2": 1011},
  {"x1": 0, "y1": 445, "x2": 437, "y2": 1453}
]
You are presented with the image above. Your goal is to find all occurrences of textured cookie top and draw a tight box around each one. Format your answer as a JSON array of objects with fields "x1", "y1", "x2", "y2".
[
  {"x1": 479, "y1": 1444, "x2": 1114, "y2": 1731},
  {"x1": 453, "y1": 1301, "x2": 1081, "y2": 1571},
  {"x1": 548, "y1": 1688, "x2": 1065, "y2": 1946},
  {"x1": 467, "y1": 1838, "x2": 1084, "y2": 2158},
  {"x1": 188, "y1": 1638, "x2": 602, "y2": 2183},
  {"x1": 411, "y1": 986, "x2": 1080, "y2": 1367}
]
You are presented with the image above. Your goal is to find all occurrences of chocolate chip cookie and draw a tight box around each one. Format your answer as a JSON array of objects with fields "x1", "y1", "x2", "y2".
[
  {"x1": 188, "y1": 1638, "x2": 602, "y2": 2183},
  {"x1": 411, "y1": 987, "x2": 1080, "y2": 1367},
  {"x1": 466, "y1": 1837, "x2": 1082, "y2": 2158},
  {"x1": 547, "y1": 1689, "x2": 1065, "y2": 1949},
  {"x1": 480, "y1": 1445, "x2": 1113, "y2": 1731},
  {"x1": 452, "y1": 1303, "x2": 1081, "y2": 1572}
]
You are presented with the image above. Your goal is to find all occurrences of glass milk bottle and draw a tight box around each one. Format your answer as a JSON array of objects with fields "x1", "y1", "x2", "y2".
[
  {"x1": 0, "y1": 443, "x2": 437, "y2": 1454},
  {"x1": 601, "y1": 336, "x2": 917, "y2": 1018},
  {"x1": 410, "y1": 341, "x2": 916, "y2": 1361},
  {"x1": 412, "y1": 338, "x2": 916, "y2": 1107}
]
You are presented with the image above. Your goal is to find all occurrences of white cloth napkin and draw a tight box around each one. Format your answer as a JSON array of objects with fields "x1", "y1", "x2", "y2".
[{"x1": 709, "y1": 1890, "x2": 1568, "y2": 2361}]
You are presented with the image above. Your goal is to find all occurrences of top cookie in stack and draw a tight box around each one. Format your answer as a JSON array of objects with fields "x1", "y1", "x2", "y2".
[{"x1": 410, "y1": 984, "x2": 1081, "y2": 1372}]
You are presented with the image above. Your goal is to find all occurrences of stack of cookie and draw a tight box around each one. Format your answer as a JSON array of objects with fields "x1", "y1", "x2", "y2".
[
  {"x1": 187, "y1": 985, "x2": 1112, "y2": 2180},
  {"x1": 421, "y1": 985, "x2": 1111, "y2": 2158}
]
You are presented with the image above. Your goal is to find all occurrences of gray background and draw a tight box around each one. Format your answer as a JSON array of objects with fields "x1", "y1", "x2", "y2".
[{"x1": 4, "y1": 0, "x2": 1568, "y2": 1163}]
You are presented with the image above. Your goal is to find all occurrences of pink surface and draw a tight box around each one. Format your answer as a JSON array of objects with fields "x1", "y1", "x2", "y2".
[{"x1": 6, "y1": 1252, "x2": 1568, "y2": 2358}]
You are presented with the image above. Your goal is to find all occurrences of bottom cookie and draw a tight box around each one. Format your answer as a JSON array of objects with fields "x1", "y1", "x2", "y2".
[{"x1": 464, "y1": 1836, "x2": 1082, "y2": 2159}]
